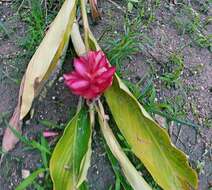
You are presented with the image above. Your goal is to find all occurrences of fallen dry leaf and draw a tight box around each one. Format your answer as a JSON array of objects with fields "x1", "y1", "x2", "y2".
[
  {"x1": 2, "y1": 75, "x2": 25, "y2": 152},
  {"x1": 20, "y1": 0, "x2": 77, "y2": 120},
  {"x1": 43, "y1": 131, "x2": 59, "y2": 138},
  {"x1": 154, "y1": 114, "x2": 167, "y2": 128},
  {"x1": 1, "y1": 0, "x2": 77, "y2": 152},
  {"x1": 89, "y1": 0, "x2": 101, "y2": 22}
]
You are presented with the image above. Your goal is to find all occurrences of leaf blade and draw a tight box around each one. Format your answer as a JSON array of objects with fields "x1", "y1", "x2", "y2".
[
  {"x1": 15, "y1": 168, "x2": 46, "y2": 190},
  {"x1": 50, "y1": 107, "x2": 92, "y2": 190},
  {"x1": 104, "y1": 76, "x2": 198, "y2": 190},
  {"x1": 96, "y1": 101, "x2": 152, "y2": 190}
]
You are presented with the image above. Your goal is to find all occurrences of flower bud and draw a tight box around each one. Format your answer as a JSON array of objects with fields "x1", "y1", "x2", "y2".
[{"x1": 64, "y1": 51, "x2": 115, "y2": 99}]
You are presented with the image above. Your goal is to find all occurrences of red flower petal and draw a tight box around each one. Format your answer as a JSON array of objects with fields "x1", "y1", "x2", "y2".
[
  {"x1": 69, "y1": 80, "x2": 89, "y2": 90},
  {"x1": 43, "y1": 131, "x2": 59, "y2": 138},
  {"x1": 97, "y1": 55, "x2": 109, "y2": 70},
  {"x1": 95, "y1": 51, "x2": 103, "y2": 63},
  {"x1": 63, "y1": 72, "x2": 78, "y2": 81},
  {"x1": 96, "y1": 67, "x2": 115, "y2": 83},
  {"x1": 99, "y1": 80, "x2": 113, "y2": 92},
  {"x1": 95, "y1": 67, "x2": 107, "y2": 77},
  {"x1": 90, "y1": 84, "x2": 100, "y2": 93},
  {"x1": 74, "y1": 58, "x2": 90, "y2": 79},
  {"x1": 92, "y1": 51, "x2": 104, "y2": 71},
  {"x1": 82, "y1": 89, "x2": 98, "y2": 99},
  {"x1": 85, "y1": 51, "x2": 93, "y2": 71}
]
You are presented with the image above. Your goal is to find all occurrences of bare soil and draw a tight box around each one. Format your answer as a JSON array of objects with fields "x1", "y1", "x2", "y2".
[{"x1": 0, "y1": 0, "x2": 211, "y2": 190}]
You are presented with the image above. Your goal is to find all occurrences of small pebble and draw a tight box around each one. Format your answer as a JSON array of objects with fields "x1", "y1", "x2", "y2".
[
  {"x1": 38, "y1": 172, "x2": 44, "y2": 178},
  {"x1": 22, "y1": 169, "x2": 30, "y2": 179},
  {"x1": 25, "y1": 120, "x2": 30, "y2": 125}
]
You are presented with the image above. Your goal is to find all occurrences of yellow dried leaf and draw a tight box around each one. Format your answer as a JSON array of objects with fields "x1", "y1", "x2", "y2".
[{"x1": 20, "y1": 0, "x2": 77, "y2": 119}]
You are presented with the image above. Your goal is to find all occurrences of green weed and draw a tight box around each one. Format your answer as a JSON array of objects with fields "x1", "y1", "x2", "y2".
[
  {"x1": 127, "y1": 0, "x2": 139, "y2": 13},
  {"x1": 39, "y1": 119, "x2": 64, "y2": 130},
  {"x1": 173, "y1": 4, "x2": 212, "y2": 50},
  {"x1": 4, "y1": 120, "x2": 50, "y2": 154},
  {"x1": 160, "y1": 53, "x2": 184, "y2": 87},
  {"x1": 14, "y1": 0, "x2": 62, "y2": 57},
  {"x1": 17, "y1": 0, "x2": 45, "y2": 56},
  {"x1": 15, "y1": 168, "x2": 47, "y2": 190},
  {"x1": 2, "y1": 118, "x2": 53, "y2": 189},
  {"x1": 174, "y1": 5, "x2": 201, "y2": 35},
  {"x1": 123, "y1": 72, "x2": 199, "y2": 129},
  {"x1": 190, "y1": 0, "x2": 212, "y2": 14},
  {"x1": 193, "y1": 33, "x2": 212, "y2": 50},
  {"x1": 0, "y1": 20, "x2": 10, "y2": 38},
  {"x1": 205, "y1": 118, "x2": 212, "y2": 128},
  {"x1": 106, "y1": 32, "x2": 140, "y2": 74},
  {"x1": 137, "y1": 0, "x2": 161, "y2": 27}
]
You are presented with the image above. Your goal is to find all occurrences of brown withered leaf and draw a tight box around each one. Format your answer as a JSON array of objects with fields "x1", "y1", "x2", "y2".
[
  {"x1": 89, "y1": 0, "x2": 101, "y2": 23},
  {"x1": 2, "y1": 0, "x2": 77, "y2": 152},
  {"x1": 20, "y1": 0, "x2": 77, "y2": 120},
  {"x1": 2, "y1": 75, "x2": 25, "y2": 152}
]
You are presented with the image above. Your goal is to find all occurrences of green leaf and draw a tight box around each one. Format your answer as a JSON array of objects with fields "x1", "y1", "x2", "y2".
[
  {"x1": 127, "y1": 2, "x2": 133, "y2": 12},
  {"x1": 104, "y1": 76, "x2": 198, "y2": 190},
  {"x1": 78, "y1": 181, "x2": 89, "y2": 190},
  {"x1": 50, "y1": 107, "x2": 92, "y2": 190},
  {"x1": 5, "y1": 121, "x2": 50, "y2": 155},
  {"x1": 15, "y1": 168, "x2": 46, "y2": 190},
  {"x1": 0, "y1": 20, "x2": 10, "y2": 38},
  {"x1": 40, "y1": 135, "x2": 50, "y2": 168}
]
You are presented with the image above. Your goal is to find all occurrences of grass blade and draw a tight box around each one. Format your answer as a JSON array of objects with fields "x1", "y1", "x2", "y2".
[{"x1": 15, "y1": 168, "x2": 46, "y2": 190}]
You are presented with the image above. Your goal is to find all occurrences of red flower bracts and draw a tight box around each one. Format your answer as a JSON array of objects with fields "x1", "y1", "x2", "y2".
[{"x1": 64, "y1": 51, "x2": 115, "y2": 99}]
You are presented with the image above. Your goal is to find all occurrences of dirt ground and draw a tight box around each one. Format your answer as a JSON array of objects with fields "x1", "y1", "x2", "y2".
[{"x1": 0, "y1": 0, "x2": 212, "y2": 190}]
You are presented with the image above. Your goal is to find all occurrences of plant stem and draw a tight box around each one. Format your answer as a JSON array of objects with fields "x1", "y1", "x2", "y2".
[
  {"x1": 80, "y1": 0, "x2": 90, "y2": 51},
  {"x1": 71, "y1": 21, "x2": 86, "y2": 56},
  {"x1": 148, "y1": 109, "x2": 200, "y2": 129},
  {"x1": 88, "y1": 101, "x2": 95, "y2": 128},
  {"x1": 95, "y1": 100, "x2": 151, "y2": 190},
  {"x1": 77, "y1": 97, "x2": 83, "y2": 113}
]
